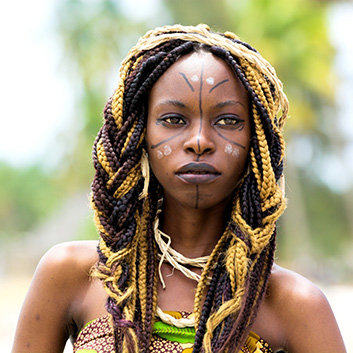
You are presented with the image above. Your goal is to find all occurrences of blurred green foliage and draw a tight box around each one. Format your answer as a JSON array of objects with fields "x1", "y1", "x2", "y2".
[
  {"x1": 164, "y1": 0, "x2": 335, "y2": 132},
  {"x1": 1, "y1": 0, "x2": 352, "y2": 279},
  {"x1": 0, "y1": 162, "x2": 63, "y2": 238},
  {"x1": 305, "y1": 183, "x2": 351, "y2": 256}
]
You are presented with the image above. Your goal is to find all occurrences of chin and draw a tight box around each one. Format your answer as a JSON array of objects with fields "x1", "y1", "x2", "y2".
[{"x1": 190, "y1": 195, "x2": 232, "y2": 211}]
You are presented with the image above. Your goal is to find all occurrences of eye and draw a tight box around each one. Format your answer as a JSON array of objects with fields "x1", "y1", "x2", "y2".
[
  {"x1": 158, "y1": 115, "x2": 186, "y2": 126},
  {"x1": 216, "y1": 116, "x2": 245, "y2": 130}
]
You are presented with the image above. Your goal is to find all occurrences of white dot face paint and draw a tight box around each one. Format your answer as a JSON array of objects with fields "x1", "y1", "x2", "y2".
[
  {"x1": 206, "y1": 77, "x2": 214, "y2": 85},
  {"x1": 225, "y1": 143, "x2": 240, "y2": 158},
  {"x1": 157, "y1": 150, "x2": 163, "y2": 159},
  {"x1": 163, "y1": 145, "x2": 172, "y2": 156},
  {"x1": 157, "y1": 145, "x2": 172, "y2": 159},
  {"x1": 191, "y1": 75, "x2": 198, "y2": 82},
  {"x1": 232, "y1": 148, "x2": 240, "y2": 158},
  {"x1": 225, "y1": 143, "x2": 233, "y2": 155}
]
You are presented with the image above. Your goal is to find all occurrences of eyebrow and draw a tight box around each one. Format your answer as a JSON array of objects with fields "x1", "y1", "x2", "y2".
[
  {"x1": 211, "y1": 100, "x2": 247, "y2": 110},
  {"x1": 154, "y1": 99, "x2": 247, "y2": 110},
  {"x1": 155, "y1": 99, "x2": 187, "y2": 109}
]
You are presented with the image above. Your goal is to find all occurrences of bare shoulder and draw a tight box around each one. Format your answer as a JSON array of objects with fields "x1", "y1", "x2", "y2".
[
  {"x1": 267, "y1": 264, "x2": 346, "y2": 353},
  {"x1": 12, "y1": 240, "x2": 99, "y2": 353},
  {"x1": 32, "y1": 240, "x2": 99, "y2": 293},
  {"x1": 31, "y1": 240, "x2": 100, "y2": 315},
  {"x1": 269, "y1": 264, "x2": 325, "y2": 307},
  {"x1": 40, "y1": 240, "x2": 98, "y2": 276}
]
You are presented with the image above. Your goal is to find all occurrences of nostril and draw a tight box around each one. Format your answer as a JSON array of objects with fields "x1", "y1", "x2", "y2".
[
  {"x1": 186, "y1": 146, "x2": 212, "y2": 155},
  {"x1": 186, "y1": 146, "x2": 197, "y2": 154}
]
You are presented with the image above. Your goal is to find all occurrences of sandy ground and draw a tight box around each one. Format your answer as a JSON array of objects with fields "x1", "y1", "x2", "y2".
[{"x1": 1, "y1": 276, "x2": 352, "y2": 352}]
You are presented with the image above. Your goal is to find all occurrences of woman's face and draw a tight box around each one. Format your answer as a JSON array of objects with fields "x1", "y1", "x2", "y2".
[{"x1": 146, "y1": 50, "x2": 251, "y2": 210}]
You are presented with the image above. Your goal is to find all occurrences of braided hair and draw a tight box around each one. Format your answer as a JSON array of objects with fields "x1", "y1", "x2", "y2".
[{"x1": 90, "y1": 24, "x2": 288, "y2": 353}]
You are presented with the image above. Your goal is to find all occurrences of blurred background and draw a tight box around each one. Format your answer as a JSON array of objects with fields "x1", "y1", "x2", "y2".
[{"x1": 1, "y1": 0, "x2": 352, "y2": 351}]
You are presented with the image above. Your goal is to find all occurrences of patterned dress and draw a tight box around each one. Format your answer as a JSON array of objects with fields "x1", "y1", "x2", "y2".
[{"x1": 73, "y1": 312, "x2": 272, "y2": 353}]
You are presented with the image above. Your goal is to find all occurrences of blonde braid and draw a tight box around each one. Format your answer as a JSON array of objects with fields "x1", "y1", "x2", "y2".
[
  {"x1": 137, "y1": 201, "x2": 150, "y2": 332},
  {"x1": 112, "y1": 61, "x2": 131, "y2": 130},
  {"x1": 193, "y1": 229, "x2": 230, "y2": 326},
  {"x1": 97, "y1": 139, "x2": 114, "y2": 178},
  {"x1": 112, "y1": 164, "x2": 141, "y2": 199}
]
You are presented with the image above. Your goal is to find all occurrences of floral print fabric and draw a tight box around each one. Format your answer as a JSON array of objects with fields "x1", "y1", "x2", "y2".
[{"x1": 73, "y1": 313, "x2": 272, "y2": 353}]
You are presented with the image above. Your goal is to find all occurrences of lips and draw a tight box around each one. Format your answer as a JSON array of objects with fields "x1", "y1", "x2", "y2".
[{"x1": 176, "y1": 162, "x2": 221, "y2": 184}]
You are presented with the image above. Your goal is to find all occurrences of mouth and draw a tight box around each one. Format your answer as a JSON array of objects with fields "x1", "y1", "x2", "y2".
[{"x1": 176, "y1": 162, "x2": 221, "y2": 184}]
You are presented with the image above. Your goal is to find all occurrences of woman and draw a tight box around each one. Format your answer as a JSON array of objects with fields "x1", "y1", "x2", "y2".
[{"x1": 12, "y1": 24, "x2": 346, "y2": 353}]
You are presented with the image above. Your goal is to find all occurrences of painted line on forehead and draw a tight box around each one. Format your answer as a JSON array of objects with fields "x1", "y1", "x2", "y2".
[
  {"x1": 179, "y1": 72, "x2": 194, "y2": 92},
  {"x1": 216, "y1": 131, "x2": 247, "y2": 150},
  {"x1": 150, "y1": 133, "x2": 183, "y2": 149},
  {"x1": 197, "y1": 64, "x2": 205, "y2": 153},
  {"x1": 209, "y1": 79, "x2": 229, "y2": 94}
]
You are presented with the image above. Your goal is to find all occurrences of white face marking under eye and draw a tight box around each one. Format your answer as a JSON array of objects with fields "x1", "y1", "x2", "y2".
[
  {"x1": 163, "y1": 145, "x2": 172, "y2": 155},
  {"x1": 157, "y1": 150, "x2": 164, "y2": 159},
  {"x1": 206, "y1": 77, "x2": 214, "y2": 85},
  {"x1": 191, "y1": 75, "x2": 198, "y2": 82},
  {"x1": 225, "y1": 143, "x2": 240, "y2": 158}
]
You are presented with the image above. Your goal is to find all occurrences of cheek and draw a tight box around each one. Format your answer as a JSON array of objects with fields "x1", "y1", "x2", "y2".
[
  {"x1": 157, "y1": 150, "x2": 163, "y2": 159},
  {"x1": 224, "y1": 143, "x2": 240, "y2": 158},
  {"x1": 147, "y1": 142, "x2": 174, "y2": 179},
  {"x1": 152, "y1": 144, "x2": 173, "y2": 160},
  {"x1": 222, "y1": 142, "x2": 249, "y2": 183},
  {"x1": 163, "y1": 145, "x2": 172, "y2": 156}
]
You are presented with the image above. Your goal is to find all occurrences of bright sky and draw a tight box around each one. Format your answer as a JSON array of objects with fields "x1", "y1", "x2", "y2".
[
  {"x1": 0, "y1": 1, "x2": 352, "y2": 187},
  {"x1": 0, "y1": 0, "x2": 162, "y2": 168},
  {"x1": 0, "y1": 0, "x2": 74, "y2": 167},
  {"x1": 325, "y1": 3, "x2": 353, "y2": 191}
]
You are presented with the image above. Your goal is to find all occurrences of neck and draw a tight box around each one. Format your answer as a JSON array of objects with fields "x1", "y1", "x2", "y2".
[{"x1": 159, "y1": 199, "x2": 231, "y2": 258}]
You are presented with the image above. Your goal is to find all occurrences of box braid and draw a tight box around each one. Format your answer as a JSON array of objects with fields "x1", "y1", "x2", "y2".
[{"x1": 90, "y1": 24, "x2": 288, "y2": 353}]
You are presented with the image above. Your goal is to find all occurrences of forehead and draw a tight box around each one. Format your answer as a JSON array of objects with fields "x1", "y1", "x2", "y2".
[
  {"x1": 148, "y1": 50, "x2": 248, "y2": 106},
  {"x1": 158, "y1": 50, "x2": 238, "y2": 85}
]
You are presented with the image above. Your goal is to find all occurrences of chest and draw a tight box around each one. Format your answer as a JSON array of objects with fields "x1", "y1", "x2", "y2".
[
  {"x1": 72, "y1": 265, "x2": 285, "y2": 352},
  {"x1": 157, "y1": 263, "x2": 203, "y2": 312}
]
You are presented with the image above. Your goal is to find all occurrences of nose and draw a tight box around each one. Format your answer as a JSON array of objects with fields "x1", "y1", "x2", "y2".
[{"x1": 183, "y1": 121, "x2": 216, "y2": 156}]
